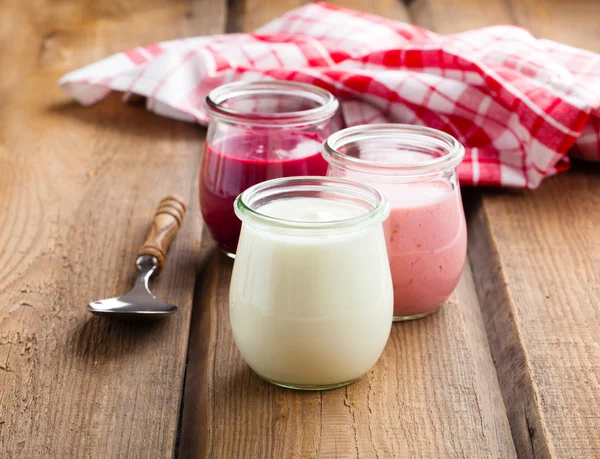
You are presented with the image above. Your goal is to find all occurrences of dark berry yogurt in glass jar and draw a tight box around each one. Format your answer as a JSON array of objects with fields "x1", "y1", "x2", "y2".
[{"x1": 200, "y1": 81, "x2": 340, "y2": 257}]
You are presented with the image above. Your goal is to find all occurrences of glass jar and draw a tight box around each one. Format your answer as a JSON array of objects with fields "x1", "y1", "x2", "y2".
[
  {"x1": 323, "y1": 124, "x2": 467, "y2": 321},
  {"x1": 230, "y1": 177, "x2": 393, "y2": 390},
  {"x1": 200, "y1": 81, "x2": 340, "y2": 257}
]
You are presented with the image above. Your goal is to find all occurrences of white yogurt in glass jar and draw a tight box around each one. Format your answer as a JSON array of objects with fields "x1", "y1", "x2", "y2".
[{"x1": 230, "y1": 176, "x2": 393, "y2": 390}]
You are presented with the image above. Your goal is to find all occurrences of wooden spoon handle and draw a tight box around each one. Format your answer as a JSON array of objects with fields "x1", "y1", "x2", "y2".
[{"x1": 137, "y1": 195, "x2": 187, "y2": 273}]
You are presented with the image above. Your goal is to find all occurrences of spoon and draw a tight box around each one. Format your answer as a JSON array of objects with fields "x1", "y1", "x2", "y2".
[{"x1": 87, "y1": 195, "x2": 187, "y2": 318}]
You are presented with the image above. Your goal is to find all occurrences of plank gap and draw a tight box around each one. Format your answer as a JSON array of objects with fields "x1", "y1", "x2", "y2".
[
  {"x1": 225, "y1": 0, "x2": 243, "y2": 33},
  {"x1": 173, "y1": 361, "x2": 189, "y2": 459}
]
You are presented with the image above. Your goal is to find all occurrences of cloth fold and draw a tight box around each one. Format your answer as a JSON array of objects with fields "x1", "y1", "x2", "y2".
[{"x1": 60, "y1": 2, "x2": 600, "y2": 188}]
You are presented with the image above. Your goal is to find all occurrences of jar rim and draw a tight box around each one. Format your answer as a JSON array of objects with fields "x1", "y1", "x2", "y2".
[
  {"x1": 205, "y1": 81, "x2": 339, "y2": 127},
  {"x1": 322, "y1": 124, "x2": 465, "y2": 177},
  {"x1": 234, "y1": 176, "x2": 390, "y2": 232}
]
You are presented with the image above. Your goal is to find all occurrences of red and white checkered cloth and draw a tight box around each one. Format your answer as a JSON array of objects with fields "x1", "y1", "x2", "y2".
[{"x1": 60, "y1": 2, "x2": 600, "y2": 188}]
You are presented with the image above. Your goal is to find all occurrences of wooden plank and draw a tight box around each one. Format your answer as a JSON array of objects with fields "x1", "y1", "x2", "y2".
[
  {"x1": 411, "y1": 0, "x2": 600, "y2": 48},
  {"x1": 409, "y1": 0, "x2": 600, "y2": 457},
  {"x1": 508, "y1": 0, "x2": 600, "y2": 53},
  {"x1": 409, "y1": 0, "x2": 512, "y2": 32},
  {"x1": 468, "y1": 170, "x2": 600, "y2": 459},
  {"x1": 0, "y1": 0, "x2": 225, "y2": 456},
  {"x1": 179, "y1": 1, "x2": 516, "y2": 457},
  {"x1": 227, "y1": 0, "x2": 410, "y2": 32}
]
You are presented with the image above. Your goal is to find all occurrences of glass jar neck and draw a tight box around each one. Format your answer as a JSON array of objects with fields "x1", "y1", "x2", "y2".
[
  {"x1": 205, "y1": 81, "x2": 339, "y2": 128},
  {"x1": 322, "y1": 124, "x2": 465, "y2": 179},
  {"x1": 235, "y1": 176, "x2": 390, "y2": 234}
]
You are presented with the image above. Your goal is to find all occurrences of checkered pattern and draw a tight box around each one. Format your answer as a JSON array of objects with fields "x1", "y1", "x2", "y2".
[{"x1": 59, "y1": 2, "x2": 600, "y2": 188}]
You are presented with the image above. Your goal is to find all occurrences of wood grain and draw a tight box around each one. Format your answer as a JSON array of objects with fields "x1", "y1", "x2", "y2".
[
  {"x1": 0, "y1": 0, "x2": 225, "y2": 456},
  {"x1": 179, "y1": 1, "x2": 515, "y2": 457},
  {"x1": 410, "y1": 0, "x2": 600, "y2": 457}
]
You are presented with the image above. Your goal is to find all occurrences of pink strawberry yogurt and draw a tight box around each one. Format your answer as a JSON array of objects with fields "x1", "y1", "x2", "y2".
[
  {"x1": 322, "y1": 124, "x2": 467, "y2": 321},
  {"x1": 383, "y1": 183, "x2": 466, "y2": 319}
]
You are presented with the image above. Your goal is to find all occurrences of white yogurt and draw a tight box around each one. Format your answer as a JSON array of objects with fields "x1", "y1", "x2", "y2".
[{"x1": 230, "y1": 196, "x2": 393, "y2": 388}]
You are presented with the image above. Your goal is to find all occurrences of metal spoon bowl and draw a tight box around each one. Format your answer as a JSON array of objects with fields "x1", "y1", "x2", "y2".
[
  {"x1": 87, "y1": 195, "x2": 186, "y2": 319},
  {"x1": 87, "y1": 255, "x2": 177, "y2": 318}
]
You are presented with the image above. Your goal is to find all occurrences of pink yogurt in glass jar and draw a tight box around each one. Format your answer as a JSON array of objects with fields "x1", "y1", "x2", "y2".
[{"x1": 323, "y1": 124, "x2": 467, "y2": 321}]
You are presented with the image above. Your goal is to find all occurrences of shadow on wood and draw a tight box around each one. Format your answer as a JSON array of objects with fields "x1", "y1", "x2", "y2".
[
  {"x1": 46, "y1": 93, "x2": 205, "y2": 141},
  {"x1": 67, "y1": 315, "x2": 169, "y2": 360}
]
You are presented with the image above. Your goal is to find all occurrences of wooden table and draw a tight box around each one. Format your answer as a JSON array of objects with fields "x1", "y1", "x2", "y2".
[{"x1": 1, "y1": 0, "x2": 598, "y2": 457}]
